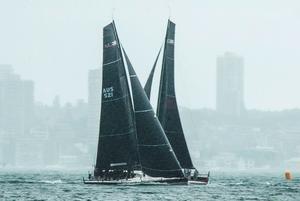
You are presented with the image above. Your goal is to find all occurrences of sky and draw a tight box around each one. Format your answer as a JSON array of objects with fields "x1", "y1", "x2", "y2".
[{"x1": 0, "y1": 0, "x2": 300, "y2": 110}]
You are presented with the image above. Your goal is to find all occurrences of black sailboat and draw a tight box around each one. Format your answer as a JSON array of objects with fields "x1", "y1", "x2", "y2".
[
  {"x1": 144, "y1": 20, "x2": 209, "y2": 184},
  {"x1": 123, "y1": 48, "x2": 185, "y2": 179},
  {"x1": 84, "y1": 21, "x2": 187, "y2": 184},
  {"x1": 93, "y1": 21, "x2": 138, "y2": 180}
]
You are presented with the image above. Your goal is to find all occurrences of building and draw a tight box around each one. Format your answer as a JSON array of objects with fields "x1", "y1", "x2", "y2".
[
  {"x1": 0, "y1": 65, "x2": 35, "y2": 165},
  {"x1": 0, "y1": 65, "x2": 34, "y2": 135},
  {"x1": 87, "y1": 68, "x2": 101, "y2": 144},
  {"x1": 216, "y1": 52, "x2": 244, "y2": 116},
  {"x1": 21, "y1": 80, "x2": 34, "y2": 134}
]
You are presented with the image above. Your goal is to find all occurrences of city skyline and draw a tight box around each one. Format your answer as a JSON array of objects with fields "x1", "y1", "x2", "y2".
[
  {"x1": 1, "y1": 63, "x2": 300, "y2": 170},
  {"x1": 1, "y1": 0, "x2": 300, "y2": 110},
  {"x1": 1, "y1": 51, "x2": 300, "y2": 112}
]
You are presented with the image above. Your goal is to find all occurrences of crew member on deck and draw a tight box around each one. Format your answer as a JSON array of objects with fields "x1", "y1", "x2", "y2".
[{"x1": 193, "y1": 169, "x2": 199, "y2": 179}]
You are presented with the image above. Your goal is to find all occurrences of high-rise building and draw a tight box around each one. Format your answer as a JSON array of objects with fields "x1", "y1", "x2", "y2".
[
  {"x1": 216, "y1": 52, "x2": 244, "y2": 116},
  {"x1": 87, "y1": 68, "x2": 101, "y2": 164},
  {"x1": 88, "y1": 69, "x2": 101, "y2": 143},
  {"x1": 0, "y1": 65, "x2": 22, "y2": 134},
  {"x1": 0, "y1": 65, "x2": 35, "y2": 165},
  {"x1": 21, "y1": 80, "x2": 34, "y2": 134}
]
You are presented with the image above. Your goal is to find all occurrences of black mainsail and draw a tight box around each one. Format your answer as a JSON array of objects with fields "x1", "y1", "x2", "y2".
[
  {"x1": 123, "y1": 47, "x2": 184, "y2": 178},
  {"x1": 156, "y1": 20, "x2": 194, "y2": 169},
  {"x1": 94, "y1": 21, "x2": 138, "y2": 176},
  {"x1": 144, "y1": 47, "x2": 162, "y2": 99}
]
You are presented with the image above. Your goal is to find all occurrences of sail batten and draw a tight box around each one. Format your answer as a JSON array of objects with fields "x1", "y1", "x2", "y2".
[
  {"x1": 156, "y1": 20, "x2": 194, "y2": 169},
  {"x1": 138, "y1": 143, "x2": 169, "y2": 147},
  {"x1": 99, "y1": 130, "x2": 135, "y2": 138},
  {"x1": 103, "y1": 58, "x2": 122, "y2": 66},
  {"x1": 102, "y1": 94, "x2": 129, "y2": 103},
  {"x1": 135, "y1": 109, "x2": 152, "y2": 113}
]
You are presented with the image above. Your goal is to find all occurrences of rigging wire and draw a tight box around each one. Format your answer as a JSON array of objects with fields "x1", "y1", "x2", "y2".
[
  {"x1": 167, "y1": 0, "x2": 174, "y2": 20},
  {"x1": 168, "y1": 4, "x2": 172, "y2": 20},
  {"x1": 111, "y1": 0, "x2": 116, "y2": 21},
  {"x1": 111, "y1": 7, "x2": 115, "y2": 20}
]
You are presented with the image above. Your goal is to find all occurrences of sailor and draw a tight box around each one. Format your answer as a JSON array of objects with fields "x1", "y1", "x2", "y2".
[
  {"x1": 88, "y1": 172, "x2": 92, "y2": 180},
  {"x1": 184, "y1": 169, "x2": 189, "y2": 177},
  {"x1": 193, "y1": 169, "x2": 199, "y2": 179},
  {"x1": 104, "y1": 169, "x2": 109, "y2": 180},
  {"x1": 127, "y1": 170, "x2": 131, "y2": 179},
  {"x1": 127, "y1": 168, "x2": 133, "y2": 179}
]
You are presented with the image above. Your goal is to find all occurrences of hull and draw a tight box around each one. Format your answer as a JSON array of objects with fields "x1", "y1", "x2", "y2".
[
  {"x1": 83, "y1": 176, "x2": 187, "y2": 185},
  {"x1": 187, "y1": 174, "x2": 209, "y2": 185},
  {"x1": 188, "y1": 178, "x2": 209, "y2": 185}
]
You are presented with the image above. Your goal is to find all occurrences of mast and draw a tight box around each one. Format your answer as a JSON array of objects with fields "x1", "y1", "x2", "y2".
[
  {"x1": 122, "y1": 47, "x2": 184, "y2": 178},
  {"x1": 94, "y1": 21, "x2": 138, "y2": 176},
  {"x1": 156, "y1": 20, "x2": 194, "y2": 169},
  {"x1": 144, "y1": 47, "x2": 162, "y2": 99}
]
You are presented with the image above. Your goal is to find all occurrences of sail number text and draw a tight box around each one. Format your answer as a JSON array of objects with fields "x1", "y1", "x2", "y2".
[
  {"x1": 103, "y1": 87, "x2": 114, "y2": 98},
  {"x1": 104, "y1": 40, "x2": 117, "y2": 48}
]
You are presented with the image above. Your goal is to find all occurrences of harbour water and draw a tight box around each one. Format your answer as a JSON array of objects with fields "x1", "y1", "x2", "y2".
[{"x1": 0, "y1": 170, "x2": 299, "y2": 200}]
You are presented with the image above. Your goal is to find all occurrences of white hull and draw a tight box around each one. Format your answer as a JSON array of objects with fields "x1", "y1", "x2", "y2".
[
  {"x1": 188, "y1": 180, "x2": 208, "y2": 185},
  {"x1": 83, "y1": 175, "x2": 187, "y2": 185}
]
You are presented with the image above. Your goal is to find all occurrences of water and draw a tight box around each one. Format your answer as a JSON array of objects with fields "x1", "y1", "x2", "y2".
[{"x1": 0, "y1": 171, "x2": 299, "y2": 200}]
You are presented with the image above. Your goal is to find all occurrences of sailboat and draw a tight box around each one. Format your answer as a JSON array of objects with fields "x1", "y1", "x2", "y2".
[
  {"x1": 144, "y1": 20, "x2": 209, "y2": 185},
  {"x1": 83, "y1": 21, "x2": 187, "y2": 185}
]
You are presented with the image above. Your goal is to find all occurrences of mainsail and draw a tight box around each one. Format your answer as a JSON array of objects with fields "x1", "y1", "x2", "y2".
[
  {"x1": 156, "y1": 20, "x2": 194, "y2": 169},
  {"x1": 123, "y1": 47, "x2": 184, "y2": 178},
  {"x1": 94, "y1": 21, "x2": 138, "y2": 176}
]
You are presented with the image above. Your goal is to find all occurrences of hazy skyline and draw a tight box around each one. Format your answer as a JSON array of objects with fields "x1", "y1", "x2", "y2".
[{"x1": 1, "y1": 0, "x2": 300, "y2": 110}]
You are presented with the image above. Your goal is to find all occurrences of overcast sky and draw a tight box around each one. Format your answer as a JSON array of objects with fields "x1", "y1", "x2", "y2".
[{"x1": 0, "y1": 0, "x2": 300, "y2": 110}]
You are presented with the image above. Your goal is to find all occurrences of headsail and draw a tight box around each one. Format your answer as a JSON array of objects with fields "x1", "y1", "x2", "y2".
[
  {"x1": 144, "y1": 47, "x2": 162, "y2": 99},
  {"x1": 122, "y1": 47, "x2": 184, "y2": 178},
  {"x1": 94, "y1": 21, "x2": 138, "y2": 176},
  {"x1": 156, "y1": 20, "x2": 194, "y2": 169}
]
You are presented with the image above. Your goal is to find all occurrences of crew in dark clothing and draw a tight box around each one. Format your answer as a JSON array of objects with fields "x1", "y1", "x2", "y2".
[{"x1": 193, "y1": 169, "x2": 199, "y2": 179}]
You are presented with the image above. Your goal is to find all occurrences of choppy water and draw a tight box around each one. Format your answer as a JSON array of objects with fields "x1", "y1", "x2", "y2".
[{"x1": 0, "y1": 171, "x2": 299, "y2": 200}]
